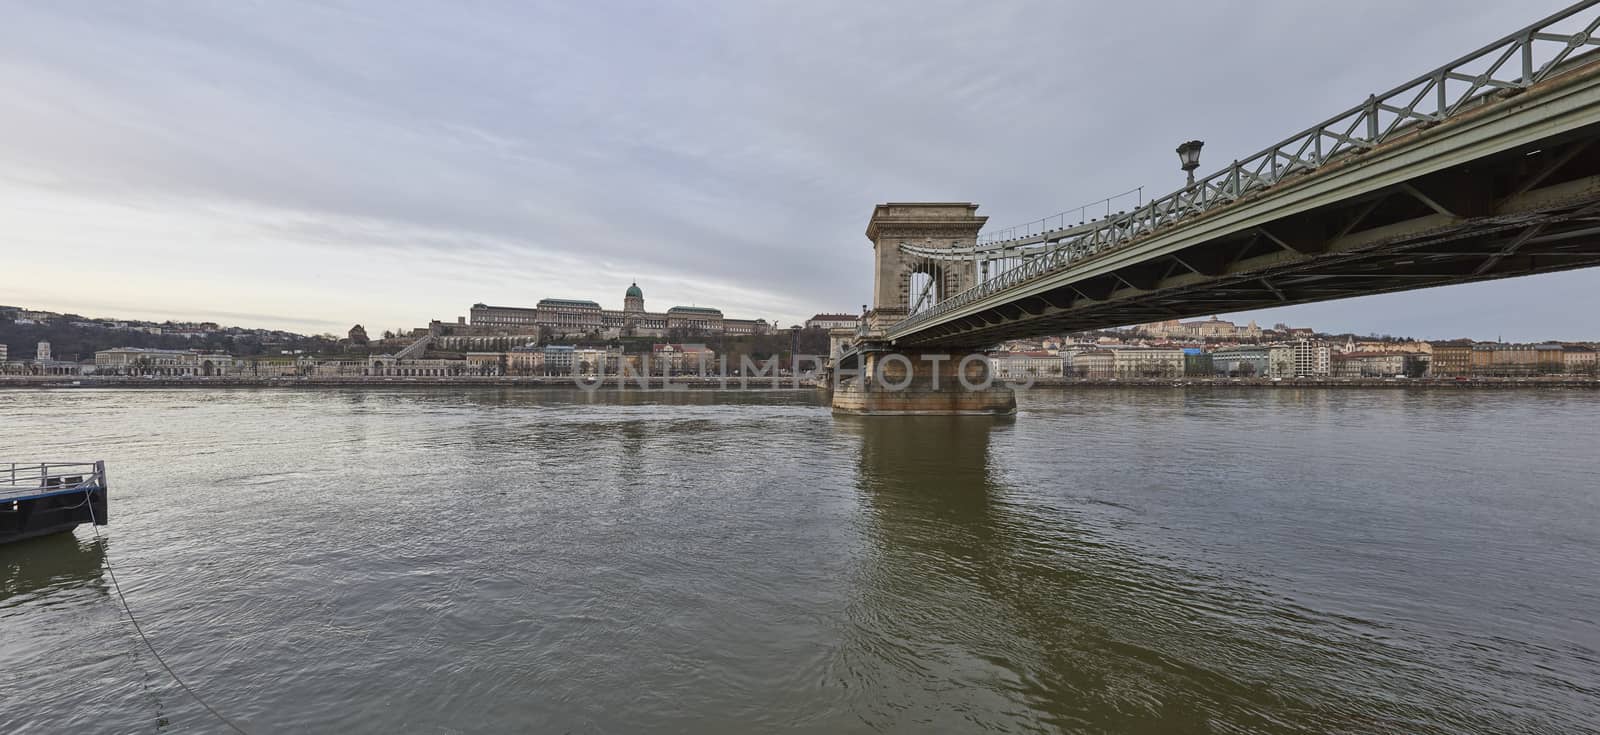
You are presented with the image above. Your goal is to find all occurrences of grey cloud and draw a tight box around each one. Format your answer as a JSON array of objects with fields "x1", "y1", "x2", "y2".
[{"x1": 1, "y1": 0, "x2": 1591, "y2": 337}]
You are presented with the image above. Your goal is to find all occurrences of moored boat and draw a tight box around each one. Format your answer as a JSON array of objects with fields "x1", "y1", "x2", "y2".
[{"x1": 1, "y1": 462, "x2": 108, "y2": 544}]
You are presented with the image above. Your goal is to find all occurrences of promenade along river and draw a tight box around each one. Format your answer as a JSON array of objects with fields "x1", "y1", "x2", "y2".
[{"x1": 2, "y1": 387, "x2": 1598, "y2": 733}]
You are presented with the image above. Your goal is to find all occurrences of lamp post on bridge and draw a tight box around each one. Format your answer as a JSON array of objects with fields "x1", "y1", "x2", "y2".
[{"x1": 1176, "y1": 140, "x2": 1205, "y2": 186}]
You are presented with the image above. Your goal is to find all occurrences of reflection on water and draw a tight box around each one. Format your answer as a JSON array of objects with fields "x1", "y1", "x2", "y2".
[
  {"x1": 0, "y1": 531, "x2": 106, "y2": 607},
  {"x1": 839, "y1": 402, "x2": 1600, "y2": 732},
  {"x1": 842, "y1": 416, "x2": 1284, "y2": 731},
  {"x1": 0, "y1": 387, "x2": 1597, "y2": 733}
]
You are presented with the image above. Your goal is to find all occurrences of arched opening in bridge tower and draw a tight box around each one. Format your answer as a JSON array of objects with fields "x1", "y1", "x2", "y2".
[{"x1": 907, "y1": 264, "x2": 945, "y2": 315}]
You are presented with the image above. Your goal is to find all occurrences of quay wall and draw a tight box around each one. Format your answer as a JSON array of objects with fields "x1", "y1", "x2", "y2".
[
  {"x1": 0, "y1": 375, "x2": 818, "y2": 390},
  {"x1": 3, "y1": 376, "x2": 1599, "y2": 390}
]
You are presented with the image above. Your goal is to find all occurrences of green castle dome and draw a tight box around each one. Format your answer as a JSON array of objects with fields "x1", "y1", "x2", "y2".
[{"x1": 625, "y1": 282, "x2": 643, "y2": 298}]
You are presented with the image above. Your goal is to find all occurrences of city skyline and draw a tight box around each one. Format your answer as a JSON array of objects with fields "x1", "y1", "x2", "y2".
[
  {"x1": 5, "y1": 1, "x2": 1596, "y2": 339},
  {"x1": 8, "y1": 300, "x2": 1600, "y2": 350}
]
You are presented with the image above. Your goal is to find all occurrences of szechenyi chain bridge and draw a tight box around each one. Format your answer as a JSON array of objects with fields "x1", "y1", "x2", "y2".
[{"x1": 833, "y1": 1, "x2": 1600, "y2": 414}]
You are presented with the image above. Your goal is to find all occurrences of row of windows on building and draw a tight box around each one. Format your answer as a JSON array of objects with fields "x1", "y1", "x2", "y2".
[
  {"x1": 467, "y1": 294, "x2": 767, "y2": 337},
  {"x1": 992, "y1": 342, "x2": 1341, "y2": 379}
]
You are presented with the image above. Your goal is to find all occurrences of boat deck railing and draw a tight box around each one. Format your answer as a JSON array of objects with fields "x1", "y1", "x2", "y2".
[{"x1": 1, "y1": 461, "x2": 108, "y2": 503}]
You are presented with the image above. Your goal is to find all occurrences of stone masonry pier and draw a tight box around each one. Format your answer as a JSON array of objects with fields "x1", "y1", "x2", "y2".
[{"x1": 831, "y1": 347, "x2": 1016, "y2": 415}]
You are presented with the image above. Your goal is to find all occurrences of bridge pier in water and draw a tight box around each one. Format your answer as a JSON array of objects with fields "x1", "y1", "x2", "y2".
[
  {"x1": 832, "y1": 202, "x2": 1013, "y2": 415},
  {"x1": 831, "y1": 346, "x2": 1016, "y2": 416}
]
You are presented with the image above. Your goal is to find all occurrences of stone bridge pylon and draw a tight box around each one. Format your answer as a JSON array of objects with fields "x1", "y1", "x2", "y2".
[
  {"x1": 833, "y1": 203, "x2": 1016, "y2": 415},
  {"x1": 864, "y1": 203, "x2": 985, "y2": 330}
]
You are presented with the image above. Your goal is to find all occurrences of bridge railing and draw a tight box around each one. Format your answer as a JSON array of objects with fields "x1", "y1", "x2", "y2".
[
  {"x1": 892, "y1": 0, "x2": 1600, "y2": 336},
  {"x1": 1, "y1": 461, "x2": 107, "y2": 501},
  {"x1": 975, "y1": 187, "x2": 1145, "y2": 246}
]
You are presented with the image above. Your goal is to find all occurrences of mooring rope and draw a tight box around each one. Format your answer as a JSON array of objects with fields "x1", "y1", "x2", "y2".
[{"x1": 82, "y1": 486, "x2": 251, "y2": 734}]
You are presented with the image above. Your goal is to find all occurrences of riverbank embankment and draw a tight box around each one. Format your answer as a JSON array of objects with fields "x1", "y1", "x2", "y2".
[{"x1": 3, "y1": 376, "x2": 1598, "y2": 390}]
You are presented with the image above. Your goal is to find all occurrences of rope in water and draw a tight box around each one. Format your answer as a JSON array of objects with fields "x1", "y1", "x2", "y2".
[{"x1": 82, "y1": 486, "x2": 250, "y2": 734}]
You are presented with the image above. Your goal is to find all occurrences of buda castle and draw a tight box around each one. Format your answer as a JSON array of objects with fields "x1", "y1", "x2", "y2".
[
  {"x1": 1132, "y1": 316, "x2": 1263, "y2": 340},
  {"x1": 467, "y1": 282, "x2": 768, "y2": 339}
]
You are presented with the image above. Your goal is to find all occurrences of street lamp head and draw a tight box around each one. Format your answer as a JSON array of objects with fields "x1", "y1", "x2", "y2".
[{"x1": 1176, "y1": 140, "x2": 1205, "y2": 172}]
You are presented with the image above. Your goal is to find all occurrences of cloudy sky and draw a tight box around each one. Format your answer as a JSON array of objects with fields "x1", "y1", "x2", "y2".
[{"x1": 2, "y1": 0, "x2": 1591, "y2": 340}]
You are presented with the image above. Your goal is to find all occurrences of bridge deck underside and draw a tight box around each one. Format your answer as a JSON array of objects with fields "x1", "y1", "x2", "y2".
[{"x1": 896, "y1": 116, "x2": 1600, "y2": 349}]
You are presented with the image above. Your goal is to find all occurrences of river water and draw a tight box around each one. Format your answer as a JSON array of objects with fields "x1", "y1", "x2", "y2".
[{"x1": 2, "y1": 387, "x2": 1598, "y2": 733}]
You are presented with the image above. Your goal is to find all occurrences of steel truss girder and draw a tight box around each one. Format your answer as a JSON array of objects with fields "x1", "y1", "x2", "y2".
[
  {"x1": 890, "y1": 3, "x2": 1600, "y2": 344},
  {"x1": 891, "y1": 86, "x2": 1600, "y2": 346},
  {"x1": 892, "y1": 184, "x2": 1600, "y2": 347}
]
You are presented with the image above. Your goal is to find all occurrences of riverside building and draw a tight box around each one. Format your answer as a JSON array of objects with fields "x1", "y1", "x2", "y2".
[
  {"x1": 93, "y1": 347, "x2": 231, "y2": 377},
  {"x1": 1291, "y1": 339, "x2": 1332, "y2": 377},
  {"x1": 468, "y1": 283, "x2": 768, "y2": 339},
  {"x1": 1110, "y1": 347, "x2": 1186, "y2": 378},
  {"x1": 806, "y1": 313, "x2": 859, "y2": 330},
  {"x1": 989, "y1": 351, "x2": 1064, "y2": 380}
]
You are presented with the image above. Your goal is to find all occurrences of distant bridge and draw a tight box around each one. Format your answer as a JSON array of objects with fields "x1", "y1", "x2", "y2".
[{"x1": 860, "y1": 1, "x2": 1600, "y2": 350}]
